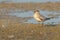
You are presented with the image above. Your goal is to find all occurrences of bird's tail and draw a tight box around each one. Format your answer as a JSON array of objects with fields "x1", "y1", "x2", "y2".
[
  {"x1": 45, "y1": 18, "x2": 51, "y2": 20},
  {"x1": 45, "y1": 16, "x2": 54, "y2": 20}
]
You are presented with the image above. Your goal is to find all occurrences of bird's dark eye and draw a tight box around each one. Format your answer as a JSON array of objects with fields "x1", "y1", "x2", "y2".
[{"x1": 34, "y1": 10, "x2": 39, "y2": 13}]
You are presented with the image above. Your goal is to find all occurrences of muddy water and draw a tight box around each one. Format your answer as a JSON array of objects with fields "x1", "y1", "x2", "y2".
[
  {"x1": 0, "y1": 9, "x2": 60, "y2": 24},
  {"x1": 7, "y1": 10, "x2": 60, "y2": 24}
]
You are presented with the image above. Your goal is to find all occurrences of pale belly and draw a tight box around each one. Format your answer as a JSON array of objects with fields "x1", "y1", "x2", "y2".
[
  {"x1": 34, "y1": 17, "x2": 42, "y2": 22},
  {"x1": 33, "y1": 13, "x2": 42, "y2": 22}
]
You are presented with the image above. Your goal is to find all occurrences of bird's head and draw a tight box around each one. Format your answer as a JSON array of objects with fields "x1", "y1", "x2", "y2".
[{"x1": 34, "y1": 10, "x2": 40, "y2": 13}]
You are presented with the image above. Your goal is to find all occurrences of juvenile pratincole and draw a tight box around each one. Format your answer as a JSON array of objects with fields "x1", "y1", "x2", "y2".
[{"x1": 33, "y1": 10, "x2": 54, "y2": 26}]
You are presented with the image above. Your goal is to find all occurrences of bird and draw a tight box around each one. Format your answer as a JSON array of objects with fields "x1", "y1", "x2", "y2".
[{"x1": 33, "y1": 10, "x2": 54, "y2": 26}]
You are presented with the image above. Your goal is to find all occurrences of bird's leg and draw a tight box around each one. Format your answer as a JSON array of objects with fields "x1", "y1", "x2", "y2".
[{"x1": 42, "y1": 22, "x2": 44, "y2": 27}]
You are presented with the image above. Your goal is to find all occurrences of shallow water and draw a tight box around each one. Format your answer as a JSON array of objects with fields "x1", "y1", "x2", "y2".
[{"x1": 7, "y1": 10, "x2": 60, "y2": 24}]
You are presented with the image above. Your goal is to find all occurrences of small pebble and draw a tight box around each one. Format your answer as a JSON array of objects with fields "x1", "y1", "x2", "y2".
[
  {"x1": 8, "y1": 35, "x2": 15, "y2": 38},
  {"x1": 40, "y1": 32, "x2": 43, "y2": 34},
  {"x1": 2, "y1": 25, "x2": 5, "y2": 28},
  {"x1": 31, "y1": 30, "x2": 34, "y2": 32}
]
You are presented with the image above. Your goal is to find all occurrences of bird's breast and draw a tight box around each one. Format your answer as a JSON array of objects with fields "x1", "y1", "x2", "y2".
[
  {"x1": 33, "y1": 13, "x2": 38, "y2": 18},
  {"x1": 33, "y1": 14, "x2": 42, "y2": 22},
  {"x1": 33, "y1": 12, "x2": 44, "y2": 22}
]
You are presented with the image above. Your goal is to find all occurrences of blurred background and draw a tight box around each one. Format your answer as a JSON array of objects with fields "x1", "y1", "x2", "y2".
[{"x1": 0, "y1": 0, "x2": 60, "y2": 40}]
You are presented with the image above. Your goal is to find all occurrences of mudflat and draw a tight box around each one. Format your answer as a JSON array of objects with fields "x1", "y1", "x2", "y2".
[
  {"x1": 0, "y1": 23, "x2": 60, "y2": 40},
  {"x1": 0, "y1": 2, "x2": 60, "y2": 11}
]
